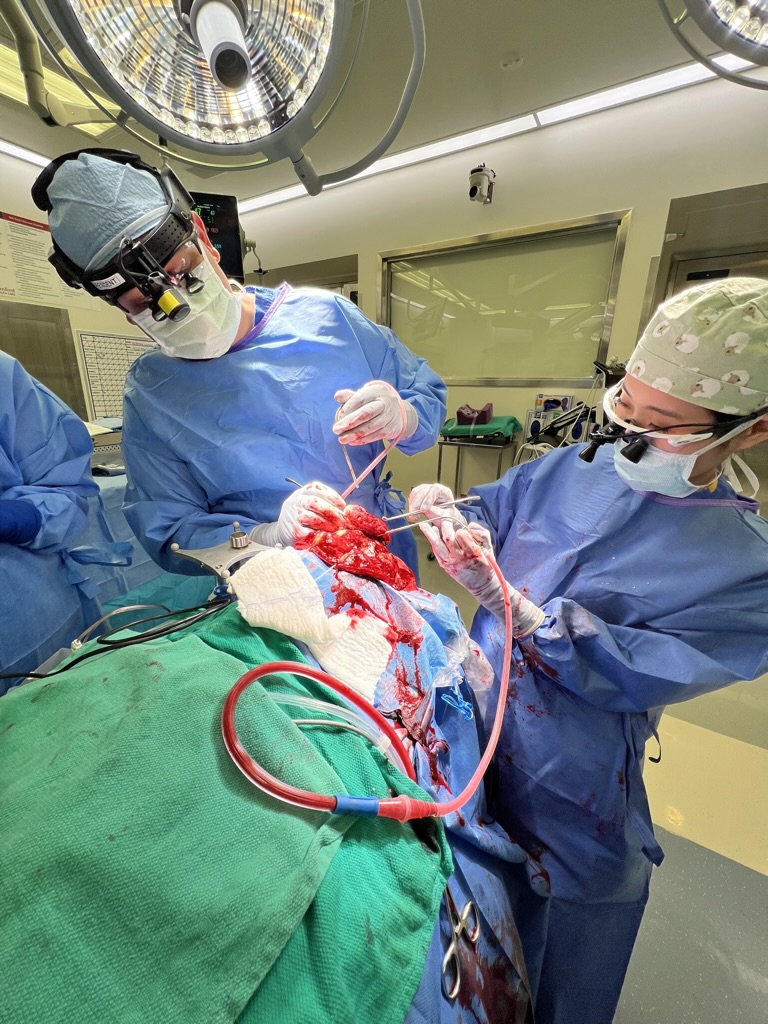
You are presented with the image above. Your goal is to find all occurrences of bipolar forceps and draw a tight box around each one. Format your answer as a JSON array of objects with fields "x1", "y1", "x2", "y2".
[{"x1": 441, "y1": 884, "x2": 480, "y2": 1000}]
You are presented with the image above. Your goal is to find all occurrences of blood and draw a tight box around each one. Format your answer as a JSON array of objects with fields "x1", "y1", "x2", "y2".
[
  {"x1": 343, "y1": 504, "x2": 391, "y2": 541},
  {"x1": 295, "y1": 504, "x2": 415, "y2": 591},
  {"x1": 392, "y1": 661, "x2": 424, "y2": 723},
  {"x1": 421, "y1": 725, "x2": 451, "y2": 793},
  {"x1": 301, "y1": 504, "x2": 459, "y2": 792},
  {"x1": 454, "y1": 941, "x2": 533, "y2": 1024},
  {"x1": 328, "y1": 578, "x2": 378, "y2": 619},
  {"x1": 305, "y1": 505, "x2": 345, "y2": 532},
  {"x1": 524, "y1": 703, "x2": 551, "y2": 718},
  {"x1": 520, "y1": 642, "x2": 560, "y2": 680}
]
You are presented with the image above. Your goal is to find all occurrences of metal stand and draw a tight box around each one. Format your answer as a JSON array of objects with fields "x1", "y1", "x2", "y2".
[{"x1": 436, "y1": 437, "x2": 516, "y2": 493}]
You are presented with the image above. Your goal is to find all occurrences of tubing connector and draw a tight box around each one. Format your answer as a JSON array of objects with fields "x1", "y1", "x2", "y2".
[{"x1": 376, "y1": 796, "x2": 440, "y2": 821}]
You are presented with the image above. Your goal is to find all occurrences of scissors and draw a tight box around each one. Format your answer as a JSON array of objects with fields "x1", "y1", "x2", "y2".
[{"x1": 441, "y1": 884, "x2": 480, "y2": 1000}]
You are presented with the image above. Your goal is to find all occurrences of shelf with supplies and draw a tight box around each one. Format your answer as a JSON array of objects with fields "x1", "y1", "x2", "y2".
[{"x1": 437, "y1": 415, "x2": 521, "y2": 493}]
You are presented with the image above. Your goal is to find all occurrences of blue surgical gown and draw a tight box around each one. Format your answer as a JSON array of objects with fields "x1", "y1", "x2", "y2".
[
  {"x1": 0, "y1": 353, "x2": 102, "y2": 691},
  {"x1": 463, "y1": 442, "x2": 768, "y2": 1024},
  {"x1": 121, "y1": 285, "x2": 447, "y2": 575}
]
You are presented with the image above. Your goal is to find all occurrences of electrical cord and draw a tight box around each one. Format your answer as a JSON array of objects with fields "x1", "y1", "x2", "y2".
[
  {"x1": 0, "y1": 597, "x2": 230, "y2": 682},
  {"x1": 95, "y1": 598, "x2": 229, "y2": 647},
  {"x1": 72, "y1": 603, "x2": 172, "y2": 646}
]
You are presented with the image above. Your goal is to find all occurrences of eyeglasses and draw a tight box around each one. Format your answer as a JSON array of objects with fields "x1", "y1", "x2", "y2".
[
  {"x1": 603, "y1": 383, "x2": 717, "y2": 447},
  {"x1": 116, "y1": 238, "x2": 204, "y2": 316}
]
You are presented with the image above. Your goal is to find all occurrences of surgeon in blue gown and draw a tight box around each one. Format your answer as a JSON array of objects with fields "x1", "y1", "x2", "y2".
[
  {"x1": 408, "y1": 277, "x2": 768, "y2": 1024},
  {"x1": 0, "y1": 352, "x2": 113, "y2": 693},
  {"x1": 35, "y1": 150, "x2": 446, "y2": 578}
]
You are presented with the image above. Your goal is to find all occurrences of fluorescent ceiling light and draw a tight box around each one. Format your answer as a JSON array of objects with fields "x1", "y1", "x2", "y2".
[
  {"x1": 0, "y1": 138, "x2": 49, "y2": 167},
  {"x1": 350, "y1": 114, "x2": 538, "y2": 181},
  {"x1": 712, "y1": 52, "x2": 759, "y2": 72},
  {"x1": 536, "y1": 63, "x2": 715, "y2": 125},
  {"x1": 239, "y1": 183, "x2": 309, "y2": 213},
  {"x1": 237, "y1": 52, "x2": 759, "y2": 212},
  {"x1": 0, "y1": 42, "x2": 115, "y2": 138}
]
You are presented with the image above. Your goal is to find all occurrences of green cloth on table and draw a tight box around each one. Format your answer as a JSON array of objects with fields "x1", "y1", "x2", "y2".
[
  {"x1": 441, "y1": 414, "x2": 522, "y2": 439},
  {"x1": 0, "y1": 606, "x2": 451, "y2": 1024}
]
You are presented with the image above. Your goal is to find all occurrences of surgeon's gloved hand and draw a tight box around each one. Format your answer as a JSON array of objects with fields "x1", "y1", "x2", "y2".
[
  {"x1": 250, "y1": 482, "x2": 346, "y2": 548},
  {"x1": 0, "y1": 498, "x2": 42, "y2": 546},
  {"x1": 333, "y1": 380, "x2": 418, "y2": 445},
  {"x1": 407, "y1": 483, "x2": 468, "y2": 528},
  {"x1": 420, "y1": 519, "x2": 545, "y2": 636}
]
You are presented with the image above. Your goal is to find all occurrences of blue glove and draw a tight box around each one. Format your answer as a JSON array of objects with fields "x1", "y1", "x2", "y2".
[{"x1": 0, "y1": 498, "x2": 42, "y2": 545}]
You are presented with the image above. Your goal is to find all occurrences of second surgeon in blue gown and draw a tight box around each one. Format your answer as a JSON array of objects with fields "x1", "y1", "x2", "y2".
[
  {"x1": 0, "y1": 352, "x2": 130, "y2": 691},
  {"x1": 408, "y1": 277, "x2": 768, "y2": 1024},
  {"x1": 35, "y1": 150, "x2": 447, "y2": 577}
]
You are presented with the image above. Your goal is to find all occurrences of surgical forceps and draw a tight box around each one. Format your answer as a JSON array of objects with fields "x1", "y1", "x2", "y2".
[
  {"x1": 384, "y1": 495, "x2": 481, "y2": 535},
  {"x1": 441, "y1": 884, "x2": 480, "y2": 1000}
]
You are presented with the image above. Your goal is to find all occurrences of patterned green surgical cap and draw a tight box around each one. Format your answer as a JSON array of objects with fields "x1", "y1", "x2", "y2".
[{"x1": 626, "y1": 277, "x2": 768, "y2": 415}]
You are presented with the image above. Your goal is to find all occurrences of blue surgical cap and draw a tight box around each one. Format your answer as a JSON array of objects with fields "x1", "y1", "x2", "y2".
[{"x1": 47, "y1": 152, "x2": 168, "y2": 271}]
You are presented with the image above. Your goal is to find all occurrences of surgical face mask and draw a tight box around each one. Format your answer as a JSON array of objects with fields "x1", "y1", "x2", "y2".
[
  {"x1": 613, "y1": 442, "x2": 712, "y2": 497},
  {"x1": 132, "y1": 251, "x2": 241, "y2": 359},
  {"x1": 613, "y1": 418, "x2": 758, "y2": 498}
]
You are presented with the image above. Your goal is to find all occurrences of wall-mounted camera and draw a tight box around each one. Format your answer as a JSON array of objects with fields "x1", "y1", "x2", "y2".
[{"x1": 468, "y1": 163, "x2": 495, "y2": 204}]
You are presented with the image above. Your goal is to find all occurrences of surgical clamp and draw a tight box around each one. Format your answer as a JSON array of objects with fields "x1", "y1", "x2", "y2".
[{"x1": 441, "y1": 884, "x2": 480, "y2": 1000}]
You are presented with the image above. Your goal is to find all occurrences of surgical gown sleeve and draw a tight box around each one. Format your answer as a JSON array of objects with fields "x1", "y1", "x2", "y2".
[
  {"x1": 524, "y1": 584, "x2": 768, "y2": 713},
  {"x1": 332, "y1": 297, "x2": 447, "y2": 454},
  {"x1": 0, "y1": 354, "x2": 95, "y2": 554},
  {"x1": 467, "y1": 453, "x2": 768, "y2": 714}
]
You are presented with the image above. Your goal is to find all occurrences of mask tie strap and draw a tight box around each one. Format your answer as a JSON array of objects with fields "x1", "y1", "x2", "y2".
[{"x1": 724, "y1": 454, "x2": 760, "y2": 498}]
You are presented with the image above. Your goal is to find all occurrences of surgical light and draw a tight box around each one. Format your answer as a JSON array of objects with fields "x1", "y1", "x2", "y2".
[
  {"x1": 7, "y1": 0, "x2": 425, "y2": 193},
  {"x1": 656, "y1": 0, "x2": 768, "y2": 88}
]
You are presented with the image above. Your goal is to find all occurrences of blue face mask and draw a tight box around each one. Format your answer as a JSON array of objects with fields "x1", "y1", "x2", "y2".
[{"x1": 612, "y1": 442, "x2": 707, "y2": 497}]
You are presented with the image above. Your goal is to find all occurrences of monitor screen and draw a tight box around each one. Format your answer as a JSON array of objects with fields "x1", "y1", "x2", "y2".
[{"x1": 190, "y1": 191, "x2": 245, "y2": 283}]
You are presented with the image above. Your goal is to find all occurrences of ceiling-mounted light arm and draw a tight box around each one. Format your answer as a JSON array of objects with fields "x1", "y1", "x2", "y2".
[
  {"x1": 655, "y1": 0, "x2": 767, "y2": 89},
  {"x1": 283, "y1": 0, "x2": 424, "y2": 196},
  {"x1": 1, "y1": 0, "x2": 112, "y2": 125},
  {"x1": 317, "y1": 0, "x2": 425, "y2": 188}
]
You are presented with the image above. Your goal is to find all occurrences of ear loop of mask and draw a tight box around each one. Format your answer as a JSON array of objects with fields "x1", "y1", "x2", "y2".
[{"x1": 722, "y1": 454, "x2": 760, "y2": 497}]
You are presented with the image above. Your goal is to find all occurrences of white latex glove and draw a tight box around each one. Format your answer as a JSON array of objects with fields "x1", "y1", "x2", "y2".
[
  {"x1": 407, "y1": 483, "x2": 468, "y2": 528},
  {"x1": 333, "y1": 380, "x2": 418, "y2": 445},
  {"x1": 420, "y1": 520, "x2": 545, "y2": 636},
  {"x1": 250, "y1": 482, "x2": 346, "y2": 548}
]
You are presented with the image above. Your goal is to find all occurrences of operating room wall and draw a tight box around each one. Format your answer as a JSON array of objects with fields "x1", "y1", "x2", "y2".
[{"x1": 0, "y1": 157, "x2": 147, "y2": 411}]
